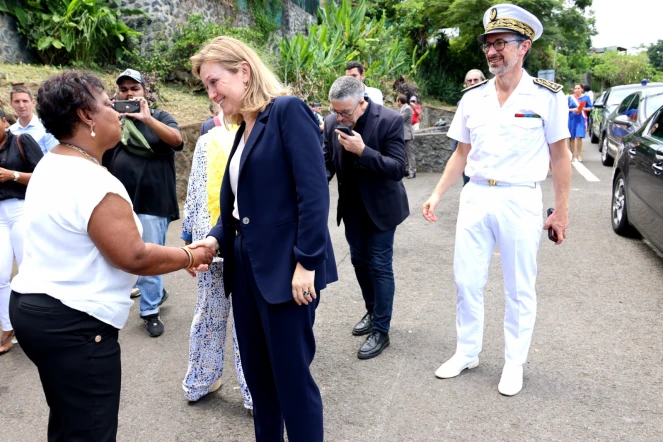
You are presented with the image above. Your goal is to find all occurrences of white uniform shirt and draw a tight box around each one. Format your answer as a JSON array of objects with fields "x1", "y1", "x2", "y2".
[
  {"x1": 9, "y1": 114, "x2": 60, "y2": 154},
  {"x1": 448, "y1": 70, "x2": 570, "y2": 183},
  {"x1": 364, "y1": 85, "x2": 384, "y2": 105},
  {"x1": 11, "y1": 154, "x2": 142, "y2": 329}
]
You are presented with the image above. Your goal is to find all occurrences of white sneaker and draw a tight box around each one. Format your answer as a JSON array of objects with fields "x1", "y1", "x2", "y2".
[
  {"x1": 209, "y1": 378, "x2": 223, "y2": 394},
  {"x1": 498, "y1": 363, "x2": 524, "y2": 396},
  {"x1": 434, "y1": 355, "x2": 479, "y2": 379}
]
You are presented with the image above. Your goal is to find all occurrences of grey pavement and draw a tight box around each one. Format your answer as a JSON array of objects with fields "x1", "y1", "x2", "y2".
[{"x1": 1, "y1": 139, "x2": 662, "y2": 441}]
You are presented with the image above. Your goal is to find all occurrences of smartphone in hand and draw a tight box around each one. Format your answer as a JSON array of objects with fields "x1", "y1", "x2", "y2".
[
  {"x1": 113, "y1": 100, "x2": 141, "y2": 113},
  {"x1": 547, "y1": 208, "x2": 557, "y2": 242},
  {"x1": 336, "y1": 125, "x2": 353, "y2": 136}
]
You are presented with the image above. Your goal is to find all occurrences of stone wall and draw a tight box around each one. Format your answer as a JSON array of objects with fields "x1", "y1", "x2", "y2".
[
  {"x1": 0, "y1": 16, "x2": 35, "y2": 63},
  {"x1": 282, "y1": 0, "x2": 316, "y2": 36},
  {"x1": 413, "y1": 128, "x2": 455, "y2": 173}
]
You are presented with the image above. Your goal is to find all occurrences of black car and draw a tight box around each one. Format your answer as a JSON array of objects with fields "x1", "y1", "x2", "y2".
[
  {"x1": 611, "y1": 103, "x2": 663, "y2": 253},
  {"x1": 591, "y1": 82, "x2": 663, "y2": 146},
  {"x1": 599, "y1": 87, "x2": 663, "y2": 166}
]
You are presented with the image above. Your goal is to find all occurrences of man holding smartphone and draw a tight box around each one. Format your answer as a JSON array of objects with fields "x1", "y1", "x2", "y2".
[
  {"x1": 103, "y1": 69, "x2": 184, "y2": 338},
  {"x1": 323, "y1": 76, "x2": 409, "y2": 360},
  {"x1": 422, "y1": 4, "x2": 571, "y2": 396}
]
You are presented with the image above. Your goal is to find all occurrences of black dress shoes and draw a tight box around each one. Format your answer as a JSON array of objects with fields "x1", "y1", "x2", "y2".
[
  {"x1": 357, "y1": 331, "x2": 390, "y2": 360},
  {"x1": 407, "y1": 172, "x2": 416, "y2": 179},
  {"x1": 352, "y1": 312, "x2": 373, "y2": 336}
]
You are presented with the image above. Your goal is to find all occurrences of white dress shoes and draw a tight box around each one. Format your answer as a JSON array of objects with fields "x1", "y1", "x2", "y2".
[
  {"x1": 434, "y1": 355, "x2": 480, "y2": 379},
  {"x1": 498, "y1": 363, "x2": 524, "y2": 396}
]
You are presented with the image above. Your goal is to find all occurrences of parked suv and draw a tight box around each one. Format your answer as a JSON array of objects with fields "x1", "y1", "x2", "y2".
[
  {"x1": 599, "y1": 86, "x2": 663, "y2": 166},
  {"x1": 590, "y1": 82, "x2": 663, "y2": 146}
]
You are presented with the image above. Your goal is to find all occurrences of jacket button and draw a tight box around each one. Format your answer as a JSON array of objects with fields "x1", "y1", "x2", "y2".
[
  {"x1": 242, "y1": 217, "x2": 250, "y2": 225},
  {"x1": 94, "y1": 335, "x2": 102, "y2": 343}
]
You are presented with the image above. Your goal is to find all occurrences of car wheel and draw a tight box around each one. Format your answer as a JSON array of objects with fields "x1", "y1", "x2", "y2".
[
  {"x1": 590, "y1": 128, "x2": 599, "y2": 144},
  {"x1": 600, "y1": 133, "x2": 614, "y2": 166},
  {"x1": 611, "y1": 173, "x2": 636, "y2": 236}
]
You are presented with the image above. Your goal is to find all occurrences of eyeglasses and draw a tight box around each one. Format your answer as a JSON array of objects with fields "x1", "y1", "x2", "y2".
[
  {"x1": 481, "y1": 39, "x2": 523, "y2": 53},
  {"x1": 465, "y1": 78, "x2": 482, "y2": 84},
  {"x1": 330, "y1": 100, "x2": 361, "y2": 119}
]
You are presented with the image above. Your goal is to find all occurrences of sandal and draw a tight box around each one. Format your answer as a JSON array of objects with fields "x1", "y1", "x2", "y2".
[{"x1": 0, "y1": 330, "x2": 14, "y2": 355}]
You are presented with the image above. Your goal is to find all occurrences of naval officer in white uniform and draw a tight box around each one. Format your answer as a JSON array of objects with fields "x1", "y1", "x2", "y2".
[{"x1": 422, "y1": 3, "x2": 571, "y2": 396}]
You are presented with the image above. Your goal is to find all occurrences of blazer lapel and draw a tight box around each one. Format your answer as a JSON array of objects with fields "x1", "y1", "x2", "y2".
[
  {"x1": 361, "y1": 102, "x2": 381, "y2": 147},
  {"x1": 238, "y1": 102, "x2": 273, "y2": 177}
]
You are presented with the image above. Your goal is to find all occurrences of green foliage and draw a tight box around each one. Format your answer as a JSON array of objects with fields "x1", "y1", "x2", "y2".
[
  {"x1": 126, "y1": 14, "x2": 269, "y2": 83},
  {"x1": 368, "y1": 0, "x2": 597, "y2": 103},
  {"x1": 591, "y1": 51, "x2": 659, "y2": 88},
  {"x1": 0, "y1": 0, "x2": 143, "y2": 66},
  {"x1": 279, "y1": 0, "x2": 425, "y2": 102},
  {"x1": 246, "y1": 0, "x2": 281, "y2": 39},
  {"x1": 647, "y1": 40, "x2": 663, "y2": 72}
]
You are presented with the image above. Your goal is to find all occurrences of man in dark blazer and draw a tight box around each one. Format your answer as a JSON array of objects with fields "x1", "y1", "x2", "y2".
[{"x1": 323, "y1": 76, "x2": 409, "y2": 360}]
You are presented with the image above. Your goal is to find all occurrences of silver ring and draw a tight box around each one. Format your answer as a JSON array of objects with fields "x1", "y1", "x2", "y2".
[{"x1": 303, "y1": 290, "x2": 311, "y2": 296}]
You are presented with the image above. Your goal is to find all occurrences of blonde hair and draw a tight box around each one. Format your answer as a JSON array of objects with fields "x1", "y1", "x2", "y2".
[{"x1": 191, "y1": 36, "x2": 288, "y2": 124}]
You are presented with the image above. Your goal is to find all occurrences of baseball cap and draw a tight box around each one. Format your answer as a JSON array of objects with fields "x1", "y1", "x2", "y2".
[
  {"x1": 410, "y1": 96, "x2": 417, "y2": 102},
  {"x1": 116, "y1": 69, "x2": 144, "y2": 85}
]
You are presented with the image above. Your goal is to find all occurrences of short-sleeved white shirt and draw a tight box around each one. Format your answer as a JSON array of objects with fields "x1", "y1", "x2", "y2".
[
  {"x1": 11, "y1": 153, "x2": 143, "y2": 329},
  {"x1": 448, "y1": 70, "x2": 570, "y2": 183},
  {"x1": 365, "y1": 86, "x2": 384, "y2": 105}
]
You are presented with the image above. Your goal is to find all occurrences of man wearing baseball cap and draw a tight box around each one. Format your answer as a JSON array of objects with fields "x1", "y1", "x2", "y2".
[
  {"x1": 103, "y1": 68, "x2": 184, "y2": 338},
  {"x1": 422, "y1": 4, "x2": 571, "y2": 396}
]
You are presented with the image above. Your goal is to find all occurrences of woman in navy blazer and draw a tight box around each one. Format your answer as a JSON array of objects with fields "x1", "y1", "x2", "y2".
[{"x1": 189, "y1": 37, "x2": 337, "y2": 442}]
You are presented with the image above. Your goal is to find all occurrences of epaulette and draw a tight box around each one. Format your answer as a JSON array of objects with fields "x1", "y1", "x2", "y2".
[
  {"x1": 461, "y1": 79, "x2": 488, "y2": 92},
  {"x1": 533, "y1": 78, "x2": 563, "y2": 93}
]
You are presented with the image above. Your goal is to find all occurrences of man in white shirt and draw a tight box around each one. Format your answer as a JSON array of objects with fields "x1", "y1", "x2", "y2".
[
  {"x1": 422, "y1": 3, "x2": 571, "y2": 397},
  {"x1": 345, "y1": 61, "x2": 383, "y2": 105},
  {"x1": 9, "y1": 85, "x2": 59, "y2": 154}
]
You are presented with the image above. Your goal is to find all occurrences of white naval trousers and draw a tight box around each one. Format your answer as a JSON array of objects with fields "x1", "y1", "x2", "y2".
[{"x1": 453, "y1": 181, "x2": 543, "y2": 365}]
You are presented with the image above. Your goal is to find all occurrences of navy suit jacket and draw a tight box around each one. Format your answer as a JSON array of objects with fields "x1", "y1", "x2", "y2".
[
  {"x1": 208, "y1": 96, "x2": 338, "y2": 304},
  {"x1": 323, "y1": 102, "x2": 410, "y2": 231}
]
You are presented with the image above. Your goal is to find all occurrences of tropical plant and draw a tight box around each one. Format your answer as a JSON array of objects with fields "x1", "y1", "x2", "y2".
[
  {"x1": 279, "y1": 0, "x2": 426, "y2": 102},
  {"x1": 0, "y1": 0, "x2": 143, "y2": 66},
  {"x1": 126, "y1": 14, "x2": 272, "y2": 84}
]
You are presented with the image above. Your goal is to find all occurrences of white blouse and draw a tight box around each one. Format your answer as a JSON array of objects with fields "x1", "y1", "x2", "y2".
[
  {"x1": 229, "y1": 135, "x2": 246, "y2": 220},
  {"x1": 11, "y1": 153, "x2": 143, "y2": 329}
]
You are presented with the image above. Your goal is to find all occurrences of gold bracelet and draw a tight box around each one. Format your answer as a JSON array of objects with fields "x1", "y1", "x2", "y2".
[{"x1": 181, "y1": 246, "x2": 194, "y2": 269}]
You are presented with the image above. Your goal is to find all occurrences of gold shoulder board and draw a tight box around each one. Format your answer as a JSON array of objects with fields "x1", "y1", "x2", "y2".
[
  {"x1": 462, "y1": 79, "x2": 488, "y2": 93},
  {"x1": 533, "y1": 78, "x2": 563, "y2": 93}
]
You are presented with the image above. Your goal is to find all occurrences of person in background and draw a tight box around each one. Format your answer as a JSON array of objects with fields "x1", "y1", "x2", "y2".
[
  {"x1": 583, "y1": 84, "x2": 594, "y2": 104},
  {"x1": 323, "y1": 76, "x2": 409, "y2": 360},
  {"x1": 181, "y1": 118, "x2": 253, "y2": 412},
  {"x1": 568, "y1": 83, "x2": 592, "y2": 162},
  {"x1": 10, "y1": 70, "x2": 214, "y2": 441},
  {"x1": 309, "y1": 101, "x2": 325, "y2": 145},
  {"x1": 0, "y1": 106, "x2": 42, "y2": 356},
  {"x1": 189, "y1": 36, "x2": 337, "y2": 442},
  {"x1": 410, "y1": 96, "x2": 422, "y2": 130},
  {"x1": 397, "y1": 94, "x2": 416, "y2": 179},
  {"x1": 200, "y1": 101, "x2": 222, "y2": 136},
  {"x1": 103, "y1": 68, "x2": 184, "y2": 337},
  {"x1": 345, "y1": 61, "x2": 384, "y2": 105},
  {"x1": 9, "y1": 85, "x2": 59, "y2": 154}
]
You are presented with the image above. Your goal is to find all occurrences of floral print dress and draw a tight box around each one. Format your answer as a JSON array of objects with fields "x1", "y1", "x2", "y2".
[{"x1": 181, "y1": 129, "x2": 252, "y2": 408}]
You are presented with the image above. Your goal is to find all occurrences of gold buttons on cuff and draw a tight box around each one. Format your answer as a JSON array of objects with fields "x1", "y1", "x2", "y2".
[{"x1": 94, "y1": 335, "x2": 102, "y2": 343}]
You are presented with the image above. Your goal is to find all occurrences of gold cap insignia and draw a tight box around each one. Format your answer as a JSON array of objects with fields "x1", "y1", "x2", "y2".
[{"x1": 489, "y1": 8, "x2": 497, "y2": 21}]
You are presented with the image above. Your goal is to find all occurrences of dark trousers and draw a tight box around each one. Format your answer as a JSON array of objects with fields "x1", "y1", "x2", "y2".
[
  {"x1": 9, "y1": 292, "x2": 121, "y2": 442},
  {"x1": 232, "y1": 234, "x2": 323, "y2": 442},
  {"x1": 343, "y1": 210, "x2": 397, "y2": 334}
]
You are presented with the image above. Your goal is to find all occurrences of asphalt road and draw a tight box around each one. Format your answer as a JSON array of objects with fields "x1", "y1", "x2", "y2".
[{"x1": 2, "y1": 138, "x2": 662, "y2": 441}]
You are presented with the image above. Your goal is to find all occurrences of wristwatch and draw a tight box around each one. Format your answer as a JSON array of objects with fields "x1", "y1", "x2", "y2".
[{"x1": 12, "y1": 172, "x2": 19, "y2": 182}]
